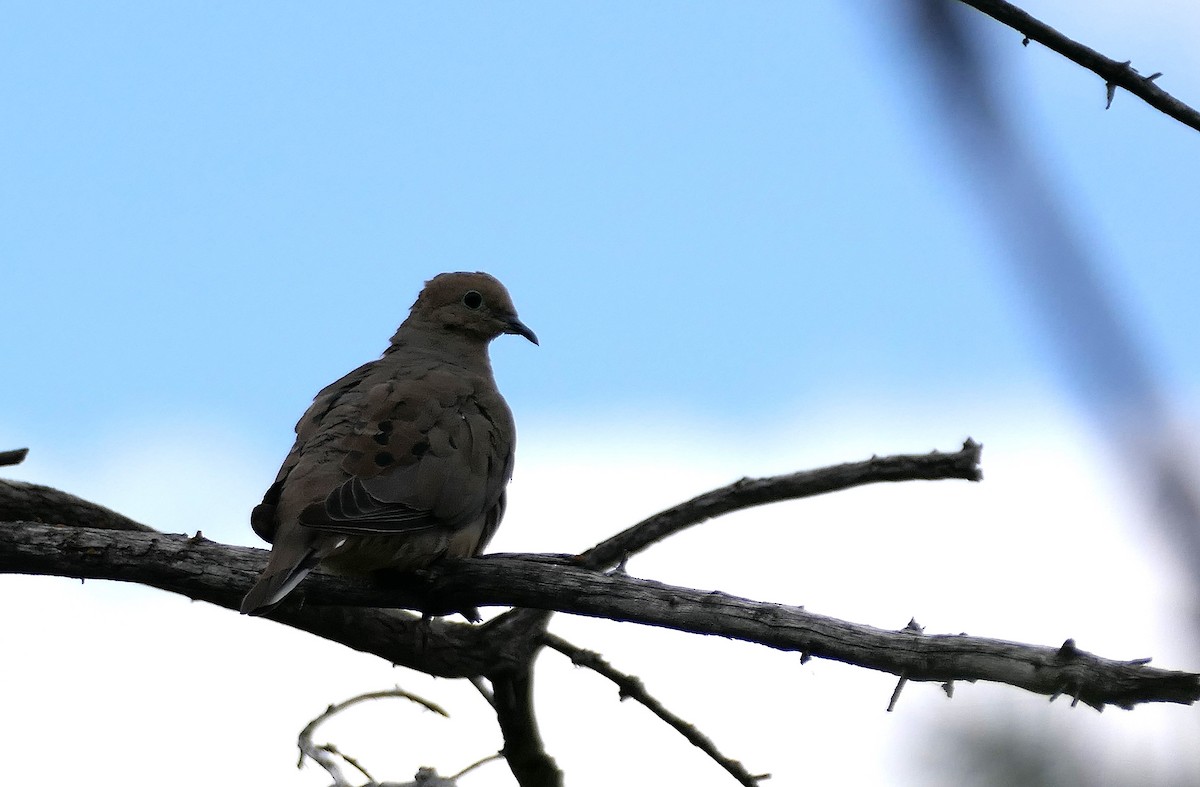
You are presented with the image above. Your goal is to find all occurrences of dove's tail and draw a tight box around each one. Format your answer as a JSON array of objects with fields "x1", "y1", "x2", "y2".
[{"x1": 240, "y1": 549, "x2": 319, "y2": 616}]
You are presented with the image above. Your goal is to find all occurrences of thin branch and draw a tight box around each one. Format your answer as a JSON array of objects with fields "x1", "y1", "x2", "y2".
[
  {"x1": 0, "y1": 448, "x2": 29, "y2": 467},
  {"x1": 3, "y1": 522, "x2": 1196, "y2": 710},
  {"x1": 297, "y1": 688, "x2": 448, "y2": 787},
  {"x1": 580, "y1": 439, "x2": 982, "y2": 570},
  {"x1": 0, "y1": 478, "x2": 156, "y2": 532},
  {"x1": 956, "y1": 0, "x2": 1200, "y2": 132},
  {"x1": 468, "y1": 677, "x2": 495, "y2": 709},
  {"x1": 544, "y1": 633, "x2": 768, "y2": 786}
]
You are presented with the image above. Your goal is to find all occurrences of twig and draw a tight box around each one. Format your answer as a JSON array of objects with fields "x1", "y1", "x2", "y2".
[
  {"x1": 0, "y1": 448, "x2": 29, "y2": 467},
  {"x1": 544, "y1": 633, "x2": 769, "y2": 786},
  {"x1": 450, "y1": 753, "x2": 504, "y2": 781},
  {"x1": 887, "y1": 675, "x2": 909, "y2": 713},
  {"x1": 297, "y1": 688, "x2": 448, "y2": 787},
  {"x1": 956, "y1": 0, "x2": 1200, "y2": 132},
  {"x1": 468, "y1": 677, "x2": 495, "y2": 709},
  {"x1": 580, "y1": 440, "x2": 982, "y2": 570}
]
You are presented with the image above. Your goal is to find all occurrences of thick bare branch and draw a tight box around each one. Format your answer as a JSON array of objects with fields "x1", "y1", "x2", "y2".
[
  {"x1": 490, "y1": 665, "x2": 562, "y2": 787},
  {"x1": 479, "y1": 609, "x2": 557, "y2": 787},
  {"x1": 425, "y1": 556, "x2": 1200, "y2": 711},
  {"x1": 2, "y1": 522, "x2": 1195, "y2": 711},
  {"x1": 544, "y1": 633, "x2": 767, "y2": 786},
  {"x1": 581, "y1": 439, "x2": 982, "y2": 570},
  {"x1": 956, "y1": 0, "x2": 1200, "y2": 132},
  {"x1": 0, "y1": 518, "x2": 529, "y2": 678}
]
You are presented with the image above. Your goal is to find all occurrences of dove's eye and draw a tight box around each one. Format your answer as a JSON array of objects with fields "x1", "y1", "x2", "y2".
[{"x1": 462, "y1": 290, "x2": 484, "y2": 310}]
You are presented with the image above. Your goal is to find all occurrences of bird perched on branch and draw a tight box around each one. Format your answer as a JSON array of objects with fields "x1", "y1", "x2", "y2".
[{"x1": 241, "y1": 271, "x2": 537, "y2": 615}]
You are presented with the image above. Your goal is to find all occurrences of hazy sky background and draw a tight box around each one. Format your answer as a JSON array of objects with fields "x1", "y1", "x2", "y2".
[{"x1": 3, "y1": 2, "x2": 1198, "y2": 785}]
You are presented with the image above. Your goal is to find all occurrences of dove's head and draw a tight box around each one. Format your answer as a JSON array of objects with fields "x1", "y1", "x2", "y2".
[{"x1": 405, "y1": 271, "x2": 538, "y2": 345}]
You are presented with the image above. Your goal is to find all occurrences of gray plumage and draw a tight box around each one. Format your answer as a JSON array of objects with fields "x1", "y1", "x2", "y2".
[{"x1": 241, "y1": 271, "x2": 536, "y2": 615}]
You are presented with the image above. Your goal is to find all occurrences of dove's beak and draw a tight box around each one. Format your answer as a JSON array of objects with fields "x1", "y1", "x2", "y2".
[{"x1": 504, "y1": 317, "x2": 539, "y2": 345}]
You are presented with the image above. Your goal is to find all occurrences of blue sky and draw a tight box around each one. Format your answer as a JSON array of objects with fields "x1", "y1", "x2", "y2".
[
  {"x1": 12, "y1": 0, "x2": 1197, "y2": 448},
  {"x1": 3, "y1": 2, "x2": 1199, "y2": 785}
]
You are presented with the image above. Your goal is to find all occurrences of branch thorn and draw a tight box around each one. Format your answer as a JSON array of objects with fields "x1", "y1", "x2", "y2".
[{"x1": 887, "y1": 674, "x2": 908, "y2": 712}]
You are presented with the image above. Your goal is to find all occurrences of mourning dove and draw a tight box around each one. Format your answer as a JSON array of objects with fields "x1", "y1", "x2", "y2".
[{"x1": 240, "y1": 271, "x2": 537, "y2": 616}]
